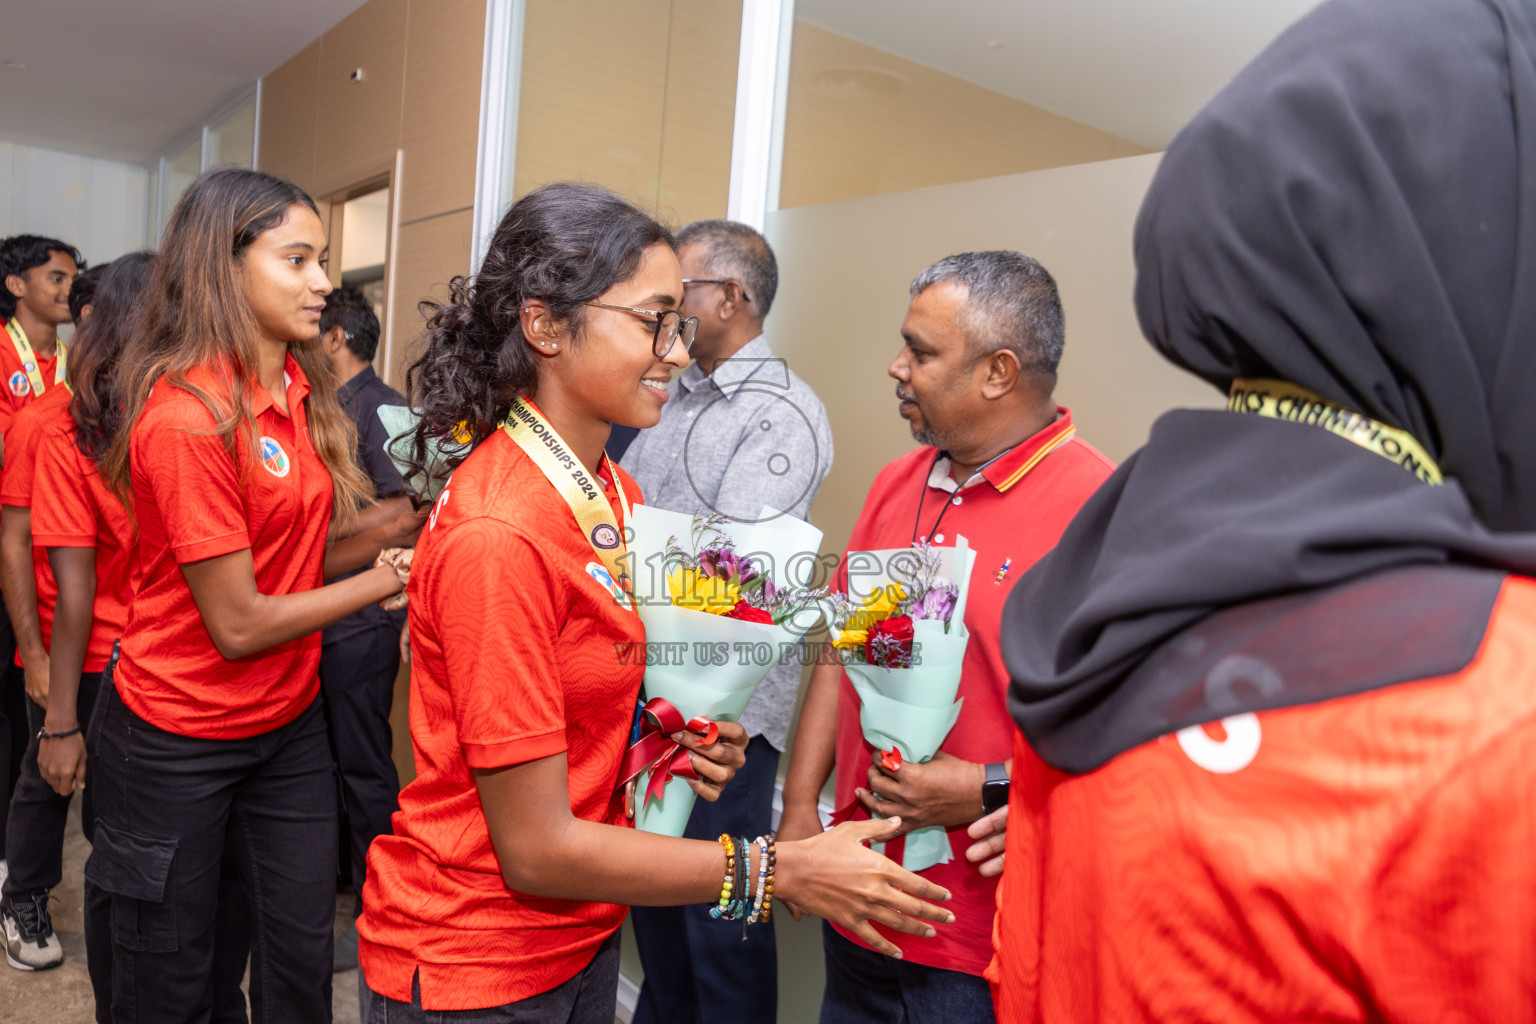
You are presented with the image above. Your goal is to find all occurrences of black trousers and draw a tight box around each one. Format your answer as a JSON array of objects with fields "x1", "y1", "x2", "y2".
[
  {"x1": 88, "y1": 676, "x2": 337, "y2": 1024},
  {"x1": 0, "y1": 616, "x2": 22, "y2": 860},
  {"x1": 4, "y1": 671, "x2": 112, "y2": 1020},
  {"x1": 4, "y1": 671, "x2": 104, "y2": 897},
  {"x1": 319, "y1": 623, "x2": 401, "y2": 899},
  {"x1": 630, "y1": 735, "x2": 781, "y2": 1024},
  {"x1": 361, "y1": 930, "x2": 621, "y2": 1024}
]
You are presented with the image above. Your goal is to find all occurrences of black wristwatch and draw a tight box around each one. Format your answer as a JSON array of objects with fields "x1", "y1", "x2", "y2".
[{"x1": 982, "y1": 761, "x2": 1010, "y2": 814}]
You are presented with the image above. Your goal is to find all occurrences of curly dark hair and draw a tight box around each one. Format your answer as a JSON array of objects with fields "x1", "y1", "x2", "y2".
[
  {"x1": 70, "y1": 252, "x2": 154, "y2": 463},
  {"x1": 402, "y1": 182, "x2": 673, "y2": 490}
]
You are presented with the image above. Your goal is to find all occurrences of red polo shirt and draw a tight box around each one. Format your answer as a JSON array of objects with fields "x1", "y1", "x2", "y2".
[
  {"x1": 31, "y1": 417, "x2": 134, "y2": 673},
  {"x1": 116, "y1": 357, "x2": 333, "y2": 738},
  {"x1": 359, "y1": 426, "x2": 646, "y2": 1011},
  {"x1": 0, "y1": 386, "x2": 72, "y2": 667},
  {"x1": 833, "y1": 408, "x2": 1113, "y2": 975},
  {"x1": 0, "y1": 320, "x2": 64, "y2": 436}
]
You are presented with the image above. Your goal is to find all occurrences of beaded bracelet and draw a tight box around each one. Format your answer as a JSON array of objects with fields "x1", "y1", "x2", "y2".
[
  {"x1": 750, "y1": 835, "x2": 770, "y2": 923},
  {"x1": 731, "y1": 834, "x2": 751, "y2": 920},
  {"x1": 709, "y1": 833, "x2": 735, "y2": 920},
  {"x1": 759, "y1": 833, "x2": 777, "y2": 923}
]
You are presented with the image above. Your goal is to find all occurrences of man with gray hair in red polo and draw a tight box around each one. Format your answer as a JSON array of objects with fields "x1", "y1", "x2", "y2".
[{"x1": 779, "y1": 251, "x2": 1112, "y2": 1024}]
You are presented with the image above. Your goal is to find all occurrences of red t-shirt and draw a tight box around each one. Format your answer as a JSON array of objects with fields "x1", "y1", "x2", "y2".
[
  {"x1": 0, "y1": 320, "x2": 64, "y2": 437},
  {"x1": 988, "y1": 575, "x2": 1536, "y2": 1023},
  {"x1": 116, "y1": 357, "x2": 334, "y2": 738},
  {"x1": 31, "y1": 416, "x2": 134, "y2": 673},
  {"x1": 359, "y1": 426, "x2": 646, "y2": 1011},
  {"x1": 833, "y1": 409, "x2": 1113, "y2": 975},
  {"x1": 0, "y1": 386, "x2": 72, "y2": 667}
]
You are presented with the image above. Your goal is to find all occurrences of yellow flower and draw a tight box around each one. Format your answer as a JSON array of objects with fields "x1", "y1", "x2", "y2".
[
  {"x1": 844, "y1": 584, "x2": 905, "y2": 632},
  {"x1": 833, "y1": 584, "x2": 904, "y2": 649},
  {"x1": 832, "y1": 629, "x2": 868, "y2": 651},
  {"x1": 668, "y1": 568, "x2": 741, "y2": 615}
]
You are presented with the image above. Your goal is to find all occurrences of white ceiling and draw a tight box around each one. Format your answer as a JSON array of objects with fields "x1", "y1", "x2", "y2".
[
  {"x1": 3, "y1": 0, "x2": 1322, "y2": 168},
  {"x1": 796, "y1": 0, "x2": 1324, "y2": 149},
  {"x1": 0, "y1": 0, "x2": 369, "y2": 165}
]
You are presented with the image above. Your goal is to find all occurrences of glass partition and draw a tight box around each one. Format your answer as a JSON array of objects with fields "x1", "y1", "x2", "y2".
[
  {"x1": 148, "y1": 87, "x2": 258, "y2": 237},
  {"x1": 208, "y1": 101, "x2": 256, "y2": 170},
  {"x1": 162, "y1": 135, "x2": 203, "y2": 219}
]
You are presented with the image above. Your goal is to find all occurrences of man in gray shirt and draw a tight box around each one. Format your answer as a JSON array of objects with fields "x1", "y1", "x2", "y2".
[{"x1": 622, "y1": 221, "x2": 832, "y2": 1024}]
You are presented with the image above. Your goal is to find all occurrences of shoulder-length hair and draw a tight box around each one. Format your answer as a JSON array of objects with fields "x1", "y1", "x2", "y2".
[{"x1": 102, "y1": 168, "x2": 373, "y2": 528}]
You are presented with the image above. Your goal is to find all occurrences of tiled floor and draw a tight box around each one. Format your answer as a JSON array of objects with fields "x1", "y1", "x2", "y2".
[{"x1": 0, "y1": 801, "x2": 363, "y2": 1024}]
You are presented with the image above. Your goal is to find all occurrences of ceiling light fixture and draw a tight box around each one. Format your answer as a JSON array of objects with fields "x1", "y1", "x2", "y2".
[
  {"x1": 2, "y1": 61, "x2": 26, "y2": 70},
  {"x1": 986, "y1": 41, "x2": 1005, "y2": 50}
]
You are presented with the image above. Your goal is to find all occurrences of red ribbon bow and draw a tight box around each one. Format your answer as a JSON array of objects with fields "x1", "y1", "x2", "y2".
[{"x1": 618, "y1": 698, "x2": 718, "y2": 808}]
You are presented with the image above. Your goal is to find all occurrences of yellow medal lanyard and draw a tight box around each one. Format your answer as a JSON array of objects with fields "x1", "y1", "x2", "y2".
[
  {"x1": 1229, "y1": 378, "x2": 1441, "y2": 484},
  {"x1": 5, "y1": 319, "x2": 67, "y2": 397},
  {"x1": 499, "y1": 397, "x2": 636, "y2": 607}
]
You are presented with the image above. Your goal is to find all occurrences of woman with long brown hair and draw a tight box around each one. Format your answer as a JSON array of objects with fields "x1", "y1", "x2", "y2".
[{"x1": 87, "y1": 167, "x2": 411, "y2": 1022}]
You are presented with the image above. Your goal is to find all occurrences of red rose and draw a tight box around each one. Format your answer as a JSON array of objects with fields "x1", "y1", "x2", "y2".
[
  {"x1": 864, "y1": 614, "x2": 915, "y2": 668},
  {"x1": 725, "y1": 601, "x2": 775, "y2": 624}
]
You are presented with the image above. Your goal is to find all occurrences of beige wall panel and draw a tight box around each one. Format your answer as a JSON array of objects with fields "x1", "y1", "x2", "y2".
[
  {"x1": 313, "y1": 0, "x2": 408, "y2": 198},
  {"x1": 513, "y1": 0, "x2": 672, "y2": 210},
  {"x1": 654, "y1": 0, "x2": 741, "y2": 227},
  {"x1": 765, "y1": 153, "x2": 1218, "y2": 559},
  {"x1": 399, "y1": 0, "x2": 486, "y2": 224},
  {"x1": 257, "y1": 40, "x2": 321, "y2": 191},
  {"x1": 386, "y1": 209, "x2": 474, "y2": 389},
  {"x1": 780, "y1": 22, "x2": 1152, "y2": 209}
]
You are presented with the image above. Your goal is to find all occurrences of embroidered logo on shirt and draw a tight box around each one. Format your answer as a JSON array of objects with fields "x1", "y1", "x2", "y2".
[
  {"x1": 994, "y1": 557, "x2": 1013, "y2": 584},
  {"x1": 590, "y1": 523, "x2": 620, "y2": 550},
  {"x1": 7, "y1": 372, "x2": 29, "y2": 397},
  {"x1": 258, "y1": 436, "x2": 290, "y2": 477},
  {"x1": 585, "y1": 561, "x2": 633, "y2": 610}
]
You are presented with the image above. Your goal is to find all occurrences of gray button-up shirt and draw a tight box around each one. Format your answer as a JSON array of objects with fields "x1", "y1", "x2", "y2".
[{"x1": 621, "y1": 334, "x2": 834, "y2": 750}]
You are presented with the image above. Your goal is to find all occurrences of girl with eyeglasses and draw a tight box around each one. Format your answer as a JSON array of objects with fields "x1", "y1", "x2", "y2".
[{"x1": 359, "y1": 182, "x2": 952, "y2": 1023}]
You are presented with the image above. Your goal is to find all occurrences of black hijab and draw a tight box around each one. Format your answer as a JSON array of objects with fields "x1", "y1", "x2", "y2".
[{"x1": 1004, "y1": 0, "x2": 1536, "y2": 773}]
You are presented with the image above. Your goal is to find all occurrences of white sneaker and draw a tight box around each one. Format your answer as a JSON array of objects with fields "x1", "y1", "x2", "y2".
[{"x1": 2, "y1": 892, "x2": 64, "y2": 971}]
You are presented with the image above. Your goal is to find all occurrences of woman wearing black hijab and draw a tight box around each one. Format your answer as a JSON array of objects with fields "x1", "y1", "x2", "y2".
[{"x1": 988, "y1": 0, "x2": 1536, "y2": 1018}]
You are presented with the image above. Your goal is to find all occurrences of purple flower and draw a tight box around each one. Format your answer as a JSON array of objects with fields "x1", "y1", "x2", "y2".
[
  {"x1": 866, "y1": 631, "x2": 913, "y2": 669},
  {"x1": 698, "y1": 548, "x2": 758, "y2": 584},
  {"x1": 910, "y1": 582, "x2": 959, "y2": 623}
]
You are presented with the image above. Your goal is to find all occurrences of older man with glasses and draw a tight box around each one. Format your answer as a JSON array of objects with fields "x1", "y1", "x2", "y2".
[{"x1": 620, "y1": 220, "x2": 832, "y2": 1024}]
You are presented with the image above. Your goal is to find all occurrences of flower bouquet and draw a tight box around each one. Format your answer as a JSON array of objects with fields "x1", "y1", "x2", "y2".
[
  {"x1": 621, "y1": 505, "x2": 825, "y2": 836},
  {"x1": 375, "y1": 405, "x2": 457, "y2": 502},
  {"x1": 828, "y1": 539, "x2": 976, "y2": 872}
]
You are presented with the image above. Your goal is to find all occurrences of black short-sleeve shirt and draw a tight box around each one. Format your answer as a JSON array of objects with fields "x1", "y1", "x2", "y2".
[{"x1": 324, "y1": 366, "x2": 408, "y2": 645}]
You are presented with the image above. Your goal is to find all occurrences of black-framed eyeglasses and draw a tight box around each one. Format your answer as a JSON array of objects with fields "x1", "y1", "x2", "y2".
[
  {"x1": 682, "y1": 278, "x2": 752, "y2": 304},
  {"x1": 585, "y1": 302, "x2": 700, "y2": 358}
]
